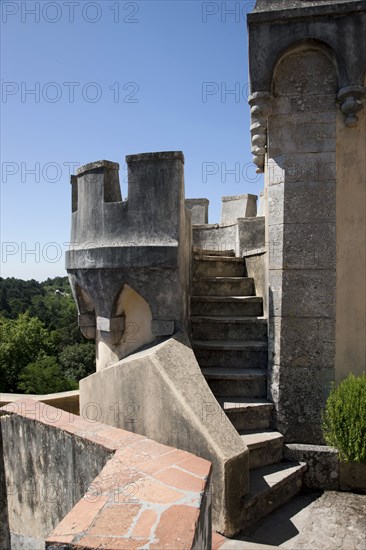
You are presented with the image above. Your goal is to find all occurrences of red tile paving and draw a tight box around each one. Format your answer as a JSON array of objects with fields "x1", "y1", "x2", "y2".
[
  {"x1": 2, "y1": 398, "x2": 212, "y2": 550},
  {"x1": 149, "y1": 505, "x2": 199, "y2": 549},
  {"x1": 130, "y1": 508, "x2": 158, "y2": 539},
  {"x1": 88, "y1": 504, "x2": 141, "y2": 537},
  {"x1": 153, "y1": 465, "x2": 207, "y2": 493},
  {"x1": 50, "y1": 495, "x2": 109, "y2": 537},
  {"x1": 75, "y1": 535, "x2": 150, "y2": 549}
]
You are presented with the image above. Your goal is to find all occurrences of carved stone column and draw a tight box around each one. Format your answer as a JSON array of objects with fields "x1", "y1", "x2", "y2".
[
  {"x1": 249, "y1": 92, "x2": 271, "y2": 173},
  {"x1": 337, "y1": 85, "x2": 366, "y2": 127}
]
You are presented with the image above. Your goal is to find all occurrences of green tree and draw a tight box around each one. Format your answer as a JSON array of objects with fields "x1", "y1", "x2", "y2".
[
  {"x1": 59, "y1": 342, "x2": 96, "y2": 381},
  {"x1": 18, "y1": 356, "x2": 77, "y2": 394},
  {"x1": 0, "y1": 313, "x2": 54, "y2": 392}
]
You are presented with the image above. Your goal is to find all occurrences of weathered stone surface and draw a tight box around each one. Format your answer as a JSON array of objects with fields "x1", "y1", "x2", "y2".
[
  {"x1": 0, "y1": 421, "x2": 10, "y2": 550},
  {"x1": 339, "y1": 462, "x2": 366, "y2": 493},
  {"x1": 266, "y1": 153, "x2": 336, "y2": 185},
  {"x1": 221, "y1": 195, "x2": 257, "y2": 224},
  {"x1": 272, "y1": 94, "x2": 336, "y2": 116},
  {"x1": 258, "y1": 191, "x2": 265, "y2": 216},
  {"x1": 80, "y1": 332, "x2": 249, "y2": 537},
  {"x1": 237, "y1": 217, "x2": 265, "y2": 257},
  {"x1": 240, "y1": 462, "x2": 306, "y2": 531},
  {"x1": 245, "y1": 252, "x2": 267, "y2": 316},
  {"x1": 1, "y1": 399, "x2": 212, "y2": 550},
  {"x1": 273, "y1": 51, "x2": 338, "y2": 97},
  {"x1": 268, "y1": 180, "x2": 336, "y2": 224},
  {"x1": 268, "y1": 365, "x2": 334, "y2": 443},
  {"x1": 186, "y1": 198, "x2": 209, "y2": 225},
  {"x1": 0, "y1": 390, "x2": 80, "y2": 416},
  {"x1": 268, "y1": 119, "x2": 336, "y2": 157},
  {"x1": 284, "y1": 444, "x2": 339, "y2": 490},
  {"x1": 66, "y1": 152, "x2": 192, "y2": 370},
  {"x1": 229, "y1": 490, "x2": 366, "y2": 550},
  {"x1": 262, "y1": 45, "x2": 338, "y2": 445},
  {"x1": 253, "y1": 0, "x2": 360, "y2": 13},
  {"x1": 268, "y1": 222, "x2": 336, "y2": 270},
  {"x1": 1, "y1": 405, "x2": 113, "y2": 545},
  {"x1": 268, "y1": 317, "x2": 336, "y2": 369},
  {"x1": 248, "y1": 1, "x2": 366, "y2": 94},
  {"x1": 193, "y1": 223, "x2": 237, "y2": 254},
  {"x1": 269, "y1": 269, "x2": 336, "y2": 319},
  {"x1": 194, "y1": 257, "x2": 246, "y2": 278}
]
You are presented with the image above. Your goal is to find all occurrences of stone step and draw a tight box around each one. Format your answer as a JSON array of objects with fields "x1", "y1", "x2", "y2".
[
  {"x1": 192, "y1": 277, "x2": 255, "y2": 297},
  {"x1": 218, "y1": 398, "x2": 274, "y2": 431},
  {"x1": 191, "y1": 316, "x2": 267, "y2": 341},
  {"x1": 202, "y1": 368, "x2": 267, "y2": 398},
  {"x1": 193, "y1": 247, "x2": 236, "y2": 257},
  {"x1": 191, "y1": 296, "x2": 263, "y2": 317},
  {"x1": 240, "y1": 430, "x2": 284, "y2": 470},
  {"x1": 241, "y1": 461, "x2": 306, "y2": 531},
  {"x1": 193, "y1": 340, "x2": 267, "y2": 368},
  {"x1": 194, "y1": 257, "x2": 246, "y2": 278}
]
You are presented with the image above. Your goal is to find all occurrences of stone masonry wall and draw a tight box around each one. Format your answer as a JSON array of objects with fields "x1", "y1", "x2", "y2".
[
  {"x1": 0, "y1": 398, "x2": 212, "y2": 550},
  {"x1": 267, "y1": 47, "x2": 337, "y2": 443}
]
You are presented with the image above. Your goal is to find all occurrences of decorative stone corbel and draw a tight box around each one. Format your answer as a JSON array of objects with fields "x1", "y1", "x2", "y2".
[
  {"x1": 96, "y1": 315, "x2": 125, "y2": 345},
  {"x1": 248, "y1": 91, "x2": 271, "y2": 173},
  {"x1": 78, "y1": 312, "x2": 96, "y2": 340},
  {"x1": 337, "y1": 85, "x2": 366, "y2": 127}
]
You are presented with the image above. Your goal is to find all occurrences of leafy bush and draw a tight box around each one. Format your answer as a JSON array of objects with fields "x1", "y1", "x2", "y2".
[
  {"x1": 0, "y1": 313, "x2": 54, "y2": 392},
  {"x1": 0, "y1": 276, "x2": 94, "y2": 393},
  {"x1": 59, "y1": 343, "x2": 96, "y2": 381},
  {"x1": 323, "y1": 373, "x2": 366, "y2": 463},
  {"x1": 18, "y1": 356, "x2": 78, "y2": 394}
]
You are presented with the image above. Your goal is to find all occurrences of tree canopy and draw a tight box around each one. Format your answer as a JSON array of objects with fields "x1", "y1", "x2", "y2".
[{"x1": 0, "y1": 276, "x2": 95, "y2": 394}]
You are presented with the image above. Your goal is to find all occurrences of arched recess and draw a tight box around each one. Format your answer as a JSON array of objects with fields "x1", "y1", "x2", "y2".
[
  {"x1": 71, "y1": 281, "x2": 96, "y2": 341},
  {"x1": 96, "y1": 284, "x2": 154, "y2": 371},
  {"x1": 265, "y1": 43, "x2": 338, "y2": 444},
  {"x1": 271, "y1": 39, "x2": 343, "y2": 93}
]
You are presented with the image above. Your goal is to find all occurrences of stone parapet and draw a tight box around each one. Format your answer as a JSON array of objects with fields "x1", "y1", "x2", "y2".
[
  {"x1": 80, "y1": 332, "x2": 249, "y2": 537},
  {"x1": 66, "y1": 152, "x2": 192, "y2": 370},
  {"x1": 221, "y1": 194, "x2": 257, "y2": 224},
  {"x1": 186, "y1": 198, "x2": 209, "y2": 225},
  {"x1": 0, "y1": 397, "x2": 212, "y2": 550}
]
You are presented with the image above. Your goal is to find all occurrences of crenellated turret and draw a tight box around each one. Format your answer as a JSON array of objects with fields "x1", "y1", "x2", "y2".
[{"x1": 66, "y1": 152, "x2": 192, "y2": 371}]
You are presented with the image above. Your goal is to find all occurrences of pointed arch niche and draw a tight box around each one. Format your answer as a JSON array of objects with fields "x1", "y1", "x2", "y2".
[{"x1": 96, "y1": 284, "x2": 154, "y2": 371}]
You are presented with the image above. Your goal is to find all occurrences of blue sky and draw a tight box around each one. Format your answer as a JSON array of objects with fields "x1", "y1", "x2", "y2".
[{"x1": 1, "y1": 0, "x2": 261, "y2": 280}]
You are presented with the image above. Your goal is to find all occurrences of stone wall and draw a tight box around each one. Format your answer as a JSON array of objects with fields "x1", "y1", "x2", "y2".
[
  {"x1": 80, "y1": 332, "x2": 249, "y2": 537},
  {"x1": 66, "y1": 152, "x2": 192, "y2": 371},
  {"x1": 0, "y1": 420, "x2": 10, "y2": 550},
  {"x1": 0, "y1": 390, "x2": 80, "y2": 415},
  {"x1": 0, "y1": 398, "x2": 212, "y2": 549},
  {"x1": 248, "y1": 0, "x2": 366, "y2": 444},
  {"x1": 192, "y1": 217, "x2": 265, "y2": 258},
  {"x1": 266, "y1": 47, "x2": 337, "y2": 444},
  {"x1": 1, "y1": 400, "x2": 113, "y2": 548}
]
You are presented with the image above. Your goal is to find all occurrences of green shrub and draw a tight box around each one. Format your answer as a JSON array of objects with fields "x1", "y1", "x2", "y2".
[{"x1": 323, "y1": 373, "x2": 366, "y2": 463}]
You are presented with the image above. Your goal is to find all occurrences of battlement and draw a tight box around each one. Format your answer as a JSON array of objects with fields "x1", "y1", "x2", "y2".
[
  {"x1": 69, "y1": 152, "x2": 186, "y2": 253},
  {"x1": 66, "y1": 151, "x2": 192, "y2": 370}
]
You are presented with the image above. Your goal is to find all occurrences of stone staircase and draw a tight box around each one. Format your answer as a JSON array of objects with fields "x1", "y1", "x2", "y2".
[{"x1": 191, "y1": 248, "x2": 306, "y2": 532}]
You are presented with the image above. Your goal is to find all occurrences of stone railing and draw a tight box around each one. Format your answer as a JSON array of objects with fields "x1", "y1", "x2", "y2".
[
  {"x1": 0, "y1": 398, "x2": 212, "y2": 550},
  {"x1": 0, "y1": 390, "x2": 80, "y2": 414}
]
